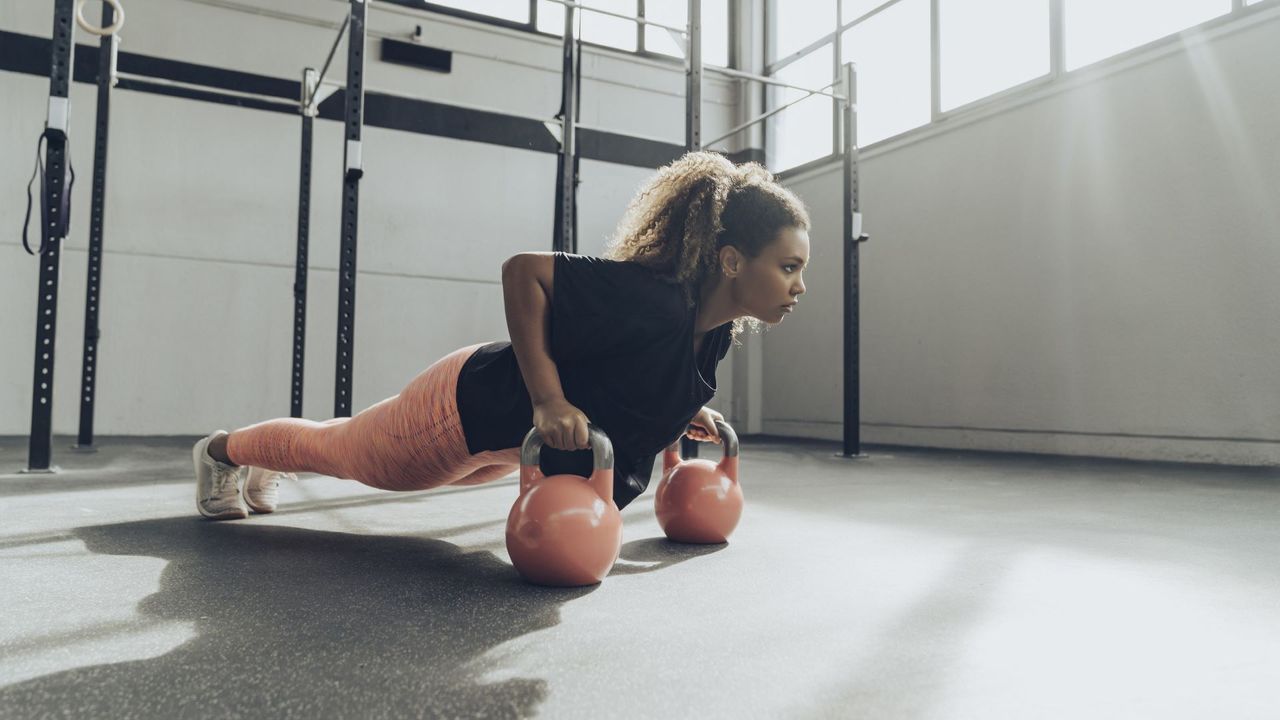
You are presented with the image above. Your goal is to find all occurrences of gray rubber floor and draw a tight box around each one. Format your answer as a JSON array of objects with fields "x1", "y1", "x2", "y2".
[{"x1": 1, "y1": 436, "x2": 1277, "y2": 719}]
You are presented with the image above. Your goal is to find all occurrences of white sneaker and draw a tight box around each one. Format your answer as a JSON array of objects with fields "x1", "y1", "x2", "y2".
[
  {"x1": 194, "y1": 431, "x2": 247, "y2": 520},
  {"x1": 243, "y1": 466, "x2": 292, "y2": 514}
]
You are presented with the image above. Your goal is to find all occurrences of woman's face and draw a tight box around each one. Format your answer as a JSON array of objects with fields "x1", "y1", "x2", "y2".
[{"x1": 731, "y1": 226, "x2": 810, "y2": 325}]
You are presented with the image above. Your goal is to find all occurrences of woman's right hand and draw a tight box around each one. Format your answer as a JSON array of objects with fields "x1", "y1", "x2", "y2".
[{"x1": 532, "y1": 398, "x2": 591, "y2": 451}]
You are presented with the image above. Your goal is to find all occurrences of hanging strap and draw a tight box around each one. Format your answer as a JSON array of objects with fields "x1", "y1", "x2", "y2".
[{"x1": 22, "y1": 130, "x2": 76, "y2": 256}]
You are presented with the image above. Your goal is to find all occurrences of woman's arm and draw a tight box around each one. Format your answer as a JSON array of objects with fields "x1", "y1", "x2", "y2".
[
  {"x1": 502, "y1": 252, "x2": 589, "y2": 450},
  {"x1": 501, "y1": 253, "x2": 562, "y2": 405}
]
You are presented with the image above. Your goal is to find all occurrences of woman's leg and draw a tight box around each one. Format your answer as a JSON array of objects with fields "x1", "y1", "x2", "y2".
[
  {"x1": 450, "y1": 448, "x2": 522, "y2": 486},
  {"x1": 223, "y1": 344, "x2": 509, "y2": 492}
]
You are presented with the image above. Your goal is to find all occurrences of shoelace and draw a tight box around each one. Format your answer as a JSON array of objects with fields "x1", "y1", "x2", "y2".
[{"x1": 212, "y1": 467, "x2": 239, "y2": 494}]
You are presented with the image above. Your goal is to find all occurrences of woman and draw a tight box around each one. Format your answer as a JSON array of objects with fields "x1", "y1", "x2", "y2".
[{"x1": 194, "y1": 151, "x2": 810, "y2": 519}]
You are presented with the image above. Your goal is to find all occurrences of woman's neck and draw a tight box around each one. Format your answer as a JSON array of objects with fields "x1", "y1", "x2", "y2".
[{"x1": 695, "y1": 275, "x2": 737, "y2": 335}]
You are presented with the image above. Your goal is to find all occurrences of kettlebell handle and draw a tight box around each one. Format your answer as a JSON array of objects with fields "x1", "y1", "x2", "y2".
[
  {"x1": 664, "y1": 419, "x2": 739, "y2": 480},
  {"x1": 520, "y1": 423, "x2": 615, "y2": 500},
  {"x1": 667, "y1": 418, "x2": 739, "y2": 458}
]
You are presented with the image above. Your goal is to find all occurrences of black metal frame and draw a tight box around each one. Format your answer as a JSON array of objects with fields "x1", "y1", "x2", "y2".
[
  {"x1": 841, "y1": 63, "x2": 869, "y2": 459},
  {"x1": 73, "y1": 3, "x2": 116, "y2": 452},
  {"x1": 21, "y1": 0, "x2": 721, "y2": 466},
  {"x1": 680, "y1": 0, "x2": 703, "y2": 461},
  {"x1": 292, "y1": 68, "x2": 316, "y2": 418},
  {"x1": 551, "y1": 2, "x2": 582, "y2": 253},
  {"x1": 25, "y1": 0, "x2": 77, "y2": 472},
  {"x1": 334, "y1": 0, "x2": 367, "y2": 418}
]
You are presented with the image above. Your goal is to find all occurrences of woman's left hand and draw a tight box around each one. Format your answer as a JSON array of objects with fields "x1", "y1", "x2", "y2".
[{"x1": 685, "y1": 406, "x2": 725, "y2": 444}]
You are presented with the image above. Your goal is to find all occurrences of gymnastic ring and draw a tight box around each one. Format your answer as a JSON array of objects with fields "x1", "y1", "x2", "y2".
[{"x1": 75, "y1": 0, "x2": 125, "y2": 36}]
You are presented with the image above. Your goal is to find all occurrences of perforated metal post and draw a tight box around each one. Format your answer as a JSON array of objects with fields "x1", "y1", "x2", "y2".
[
  {"x1": 682, "y1": 0, "x2": 702, "y2": 461},
  {"x1": 74, "y1": 2, "x2": 116, "y2": 452},
  {"x1": 27, "y1": 0, "x2": 77, "y2": 473},
  {"x1": 685, "y1": 0, "x2": 702, "y2": 153},
  {"x1": 841, "y1": 63, "x2": 869, "y2": 459},
  {"x1": 552, "y1": 2, "x2": 578, "y2": 254},
  {"x1": 335, "y1": 0, "x2": 366, "y2": 418},
  {"x1": 293, "y1": 68, "x2": 316, "y2": 418}
]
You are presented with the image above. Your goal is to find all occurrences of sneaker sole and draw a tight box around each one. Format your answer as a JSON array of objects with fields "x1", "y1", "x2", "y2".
[
  {"x1": 244, "y1": 497, "x2": 276, "y2": 514},
  {"x1": 194, "y1": 436, "x2": 247, "y2": 521},
  {"x1": 243, "y1": 468, "x2": 278, "y2": 514}
]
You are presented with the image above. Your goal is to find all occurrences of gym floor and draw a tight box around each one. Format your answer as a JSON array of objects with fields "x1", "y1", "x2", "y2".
[{"x1": 2, "y1": 437, "x2": 1277, "y2": 718}]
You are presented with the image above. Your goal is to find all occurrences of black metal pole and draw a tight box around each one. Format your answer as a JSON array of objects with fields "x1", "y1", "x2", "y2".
[
  {"x1": 842, "y1": 62, "x2": 868, "y2": 458},
  {"x1": 685, "y1": 0, "x2": 702, "y2": 153},
  {"x1": 682, "y1": 0, "x2": 702, "y2": 461},
  {"x1": 552, "y1": 2, "x2": 577, "y2": 254},
  {"x1": 334, "y1": 0, "x2": 366, "y2": 418},
  {"x1": 26, "y1": 0, "x2": 77, "y2": 473},
  {"x1": 74, "y1": 4, "x2": 116, "y2": 452},
  {"x1": 293, "y1": 68, "x2": 315, "y2": 418}
]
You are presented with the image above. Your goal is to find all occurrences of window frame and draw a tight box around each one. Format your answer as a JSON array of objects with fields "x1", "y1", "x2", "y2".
[
  {"x1": 378, "y1": 0, "x2": 731, "y2": 68},
  {"x1": 767, "y1": 0, "x2": 1272, "y2": 177}
]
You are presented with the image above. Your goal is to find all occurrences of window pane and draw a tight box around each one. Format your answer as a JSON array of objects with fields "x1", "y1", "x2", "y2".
[
  {"x1": 429, "y1": 0, "x2": 530, "y2": 23},
  {"x1": 841, "y1": 0, "x2": 930, "y2": 147},
  {"x1": 1065, "y1": 0, "x2": 1232, "y2": 71},
  {"x1": 771, "y1": 0, "x2": 837, "y2": 63},
  {"x1": 538, "y1": 0, "x2": 639, "y2": 52},
  {"x1": 768, "y1": 44, "x2": 835, "y2": 171},
  {"x1": 940, "y1": 0, "x2": 1049, "y2": 111},
  {"x1": 646, "y1": 0, "x2": 730, "y2": 68},
  {"x1": 842, "y1": 0, "x2": 891, "y2": 22}
]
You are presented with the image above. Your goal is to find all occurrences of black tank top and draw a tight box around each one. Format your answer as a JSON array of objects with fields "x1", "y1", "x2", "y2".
[{"x1": 455, "y1": 252, "x2": 732, "y2": 510}]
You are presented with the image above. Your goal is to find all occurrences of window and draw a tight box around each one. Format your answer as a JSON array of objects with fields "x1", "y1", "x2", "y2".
[
  {"x1": 646, "y1": 0, "x2": 731, "y2": 68},
  {"x1": 427, "y1": 0, "x2": 529, "y2": 23},
  {"x1": 940, "y1": 0, "x2": 1050, "y2": 111},
  {"x1": 842, "y1": 0, "x2": 930, "y2": 148},
  {"x1": 1064, "y1": 0, "x2": 1233, "y2": 71},
  {"x1": 539, "y1": 0, "x2": 638, "y2": 52},
  {"x1": 768, "y1": 44, "x2": 836, "y2": 170},
  {"x1": 771, "y1": 1, "x2": 836, "y2": 63}
]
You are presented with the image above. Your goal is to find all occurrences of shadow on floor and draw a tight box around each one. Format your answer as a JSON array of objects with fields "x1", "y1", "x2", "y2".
[
  {"x1": 0, "y1": 513, "x2": 726, "y2": 718},
  {"x1": 0, "y1": 519, "x2": 539, "y2": 716}
]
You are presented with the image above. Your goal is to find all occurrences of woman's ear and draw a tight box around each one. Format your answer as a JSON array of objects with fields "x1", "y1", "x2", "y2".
[{"x1": 719, "y1": 246, "x2": 742, "y2": 278}]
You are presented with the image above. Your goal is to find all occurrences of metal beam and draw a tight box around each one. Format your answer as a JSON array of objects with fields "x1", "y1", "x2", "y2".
[
  {"x1": 292, "y1": 68, "x2": 316, "y2": 418},
  {"x1": 685, "y1": 0, "x2": 702, "y2": 152},
  {"x1": 75, "y1": 2, "x2": 117, "y2": 452},
  {"x1": 26, "y1": 0, "x2": 77, "y2": 473},
  {"x1": 553, "y1": 2, "x2": 578, "y2": 253},
  {"x1": 334, "y1": 0, "x2": 366, "y2": 417},
  {"x1": 681, "y1": 0, "x2": 701, "y2": 461},
  {"x1": 841, "y1": 63, "x2": 869, "y2": 459}
]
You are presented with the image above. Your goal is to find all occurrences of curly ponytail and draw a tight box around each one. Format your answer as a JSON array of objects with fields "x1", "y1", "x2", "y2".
[{"x1": 604, "y1": 151, "x2": 810, "y2": 341}]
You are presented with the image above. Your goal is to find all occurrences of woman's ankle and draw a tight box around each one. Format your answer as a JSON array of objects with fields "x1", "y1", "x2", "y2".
[{"x1": 209, "y1": 433, "x2": 237, "y2": 466}]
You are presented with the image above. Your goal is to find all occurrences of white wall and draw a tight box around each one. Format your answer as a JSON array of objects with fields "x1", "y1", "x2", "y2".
[
  {"x1": 770, "y1": 9, "x2": 1280, "y2": 466},
  {"x1": 0, "y1": 0, "x2": 738, "y2": 436}
]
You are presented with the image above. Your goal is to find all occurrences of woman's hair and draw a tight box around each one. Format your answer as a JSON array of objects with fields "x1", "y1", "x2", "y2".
[{"x1": 603, "y1": 151, "x2": 810, "y2": 341}]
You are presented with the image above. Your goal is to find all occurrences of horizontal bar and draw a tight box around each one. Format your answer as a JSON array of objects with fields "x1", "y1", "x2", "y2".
[
  {"x1": 541, "y1": 0, "x2": 688, "y2": 36},
  {"x1": 715, "y1": 66, "x2": 847, "y2": 101},
  {"x1": 766, "y1": 0, "x2": 905, "y2": 75},
  {"x1": 318, "y1": 77, "x2": 555, "y2": 124},
  {"x1": 115, "y1": 70, "x2": 300, "y2": 109},
  {"x1": 705, "y1": 80, "x2": 840, "y2": 148}
]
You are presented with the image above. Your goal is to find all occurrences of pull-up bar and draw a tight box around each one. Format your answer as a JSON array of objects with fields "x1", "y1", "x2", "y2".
[
  {"x1": 541, "y1": 0, "x2": 689, "y2": 36},
  {"x1": 715, "y1": 66, "x2": 848, "y2": 102},
  {"x1": 706, "y1": 77, "x2": 845, "y2": 149}
]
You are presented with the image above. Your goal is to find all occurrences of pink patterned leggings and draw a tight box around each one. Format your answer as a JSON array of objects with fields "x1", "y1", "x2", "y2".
[{"x1": 225, "y1": 344, "x2": 521, "y2": 491}]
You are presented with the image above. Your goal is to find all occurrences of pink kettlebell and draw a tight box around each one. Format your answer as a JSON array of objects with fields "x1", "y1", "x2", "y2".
[
  {"x1": 655, "y1": 419, "x2": 742, "y2": 544},
  {"x1": 506, "y1": 424, "x2": 623, "y2": 587}
]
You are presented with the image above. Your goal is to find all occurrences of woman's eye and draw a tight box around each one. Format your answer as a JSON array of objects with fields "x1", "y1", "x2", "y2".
[{"x1": 783, "y1": 265, "x2": 797, "y2": 272}]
